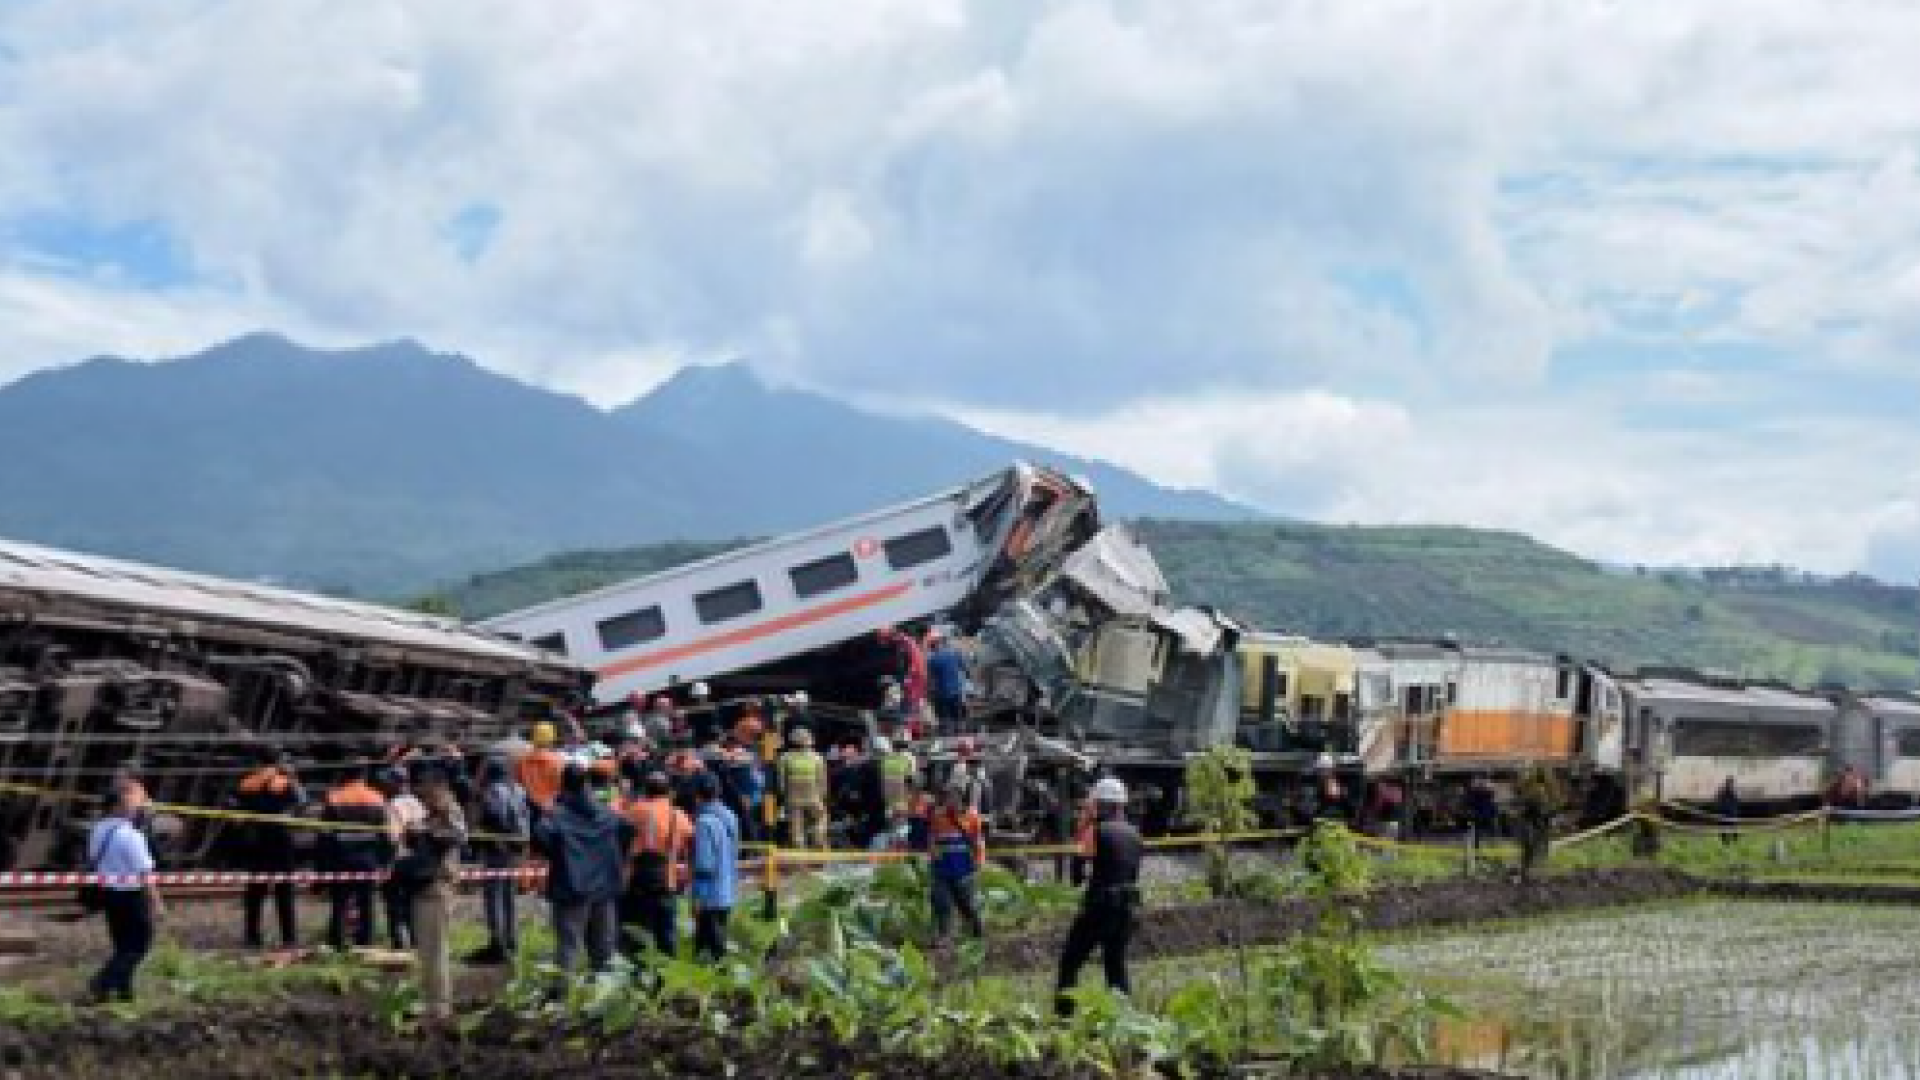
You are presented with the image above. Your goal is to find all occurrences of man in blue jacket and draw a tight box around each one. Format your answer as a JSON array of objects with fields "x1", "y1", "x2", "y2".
[
  {"x1": 688, "y1": 771, "x2": 739, "y2": 962},
  {"x1": 533, "y1": 764, "x2": 633, "y2": 976},
  {"x1": 927, "y1": 630, "x2": 968, "y2": 732}
]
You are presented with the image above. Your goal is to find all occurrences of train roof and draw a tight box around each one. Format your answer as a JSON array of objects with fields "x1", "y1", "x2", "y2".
[
  {"x1": 481, "y1": 462, "x2": 1070, "y2": 628},
  {"x1": 0, "y1": 536, "x2": 569, "y2": 667},
  {"x1": 1622, "y1": 674, "x2": 1834, "y2": 712}
]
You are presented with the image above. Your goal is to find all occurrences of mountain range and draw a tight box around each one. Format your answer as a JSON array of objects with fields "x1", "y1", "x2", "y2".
[{"x1": 0, "y1": 333, "x2": 1250, "y2": 594}]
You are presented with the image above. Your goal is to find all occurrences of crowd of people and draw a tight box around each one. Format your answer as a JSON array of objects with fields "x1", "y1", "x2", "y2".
[{"x1": 76, "y1": 694, "x2": 1144, "y2": 1023}]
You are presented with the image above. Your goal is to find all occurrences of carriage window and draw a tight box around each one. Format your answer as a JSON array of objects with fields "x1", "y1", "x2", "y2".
[
  {"x1": 789, "y1": 552, "x2": 859, "y2": 599},
  {"x1": 1555, "y1": 668, "x2": 1572, "y2": 700},
  {"x1": 695, "y1": 581, "x2": 763, "y2": 624},
  {"x1": 596, "y1": 606, "x2": 666, "y2": 650},
  {"x1": 1672, "y1": 719, "x2": 1825, "y2": 758},
  {"x1": 531, "y1": 632, "x2": 570, "y2": 656},
  {"x1": 884, "y1": 526, "x2": 952, "y2": 570},
  {"x1": 1897, "y1": 729, "x2": 1920, "y2": 758}
]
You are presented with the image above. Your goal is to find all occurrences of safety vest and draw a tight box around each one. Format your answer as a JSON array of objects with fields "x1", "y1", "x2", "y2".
[
  {"x1": 781, "y1": 750, "x2": 826, "y2": 806},
  {"x1": 324, "y1": 780, "x2": 387, "y2": 849},
  {"x1": 1075, "y1": 802, "x2": 1095, "y2": 857},
  {"x1": 880, "y1": 752, "x2": 914, "y2": 814},
  {"x1": 238, "y1": 767, "x2": 291, "y2": 797},
  {"x1": 516, "y1": 748, "x2": 566, "y2": 809},
  {"x1": 628, "y1": 797, "x2": 689, "y2": 891},
  {"x1": 929, "y1": 807, "x2": 984, "y2": 880}
]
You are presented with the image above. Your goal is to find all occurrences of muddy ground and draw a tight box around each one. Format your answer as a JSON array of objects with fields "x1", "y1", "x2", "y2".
[{"x1": 0, "y1": 998, "x2": 1507, "y2": 1080}]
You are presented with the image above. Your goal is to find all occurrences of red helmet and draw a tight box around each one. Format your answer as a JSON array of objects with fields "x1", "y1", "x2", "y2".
[{"x1": 650, "y1": 695, "x2": 675, "y2": 712}]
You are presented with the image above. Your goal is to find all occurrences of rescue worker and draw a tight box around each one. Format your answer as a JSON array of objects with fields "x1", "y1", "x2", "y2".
[
  {"x1": 875, "y1": 736, "x2": 916, "y2": 823},
  {"x1": 925, "y1": 780, "x2": 987, "y2": 943},
  {"x1": 110, "y1": 761, "x2": 151, "y2": 821},
  {"x1": 668, "y1": 745, "x2": 707, "y2": 817},
  {"x1": 643, "y1": 695, "x2": 676, "y2": 746},
  {"x1": 927, "y1": 630, "x2": 968, "y2": 732},
  {"x1": 514, "y1": 721, "x2": 567, "y2": 819},
  {"x1": 534, "y1": 765, "x2": 633, "y2": 977},
  {"x1": 87, "y1": 783, "x2": 165, "y2": 1003},
  {"x1": 319, "y1": 761, "x2": 388, "y2": 951},
  {"x1": 719, "y1": 734, "x2": 764, "y2": 845},
  {"x1": 689, "y1": 772, "x2": 739, "y2": 962},
  {"x1": 469, "y1": 755, "x2": 529, "y2": 964},
  {"x1": 622, "y1": 770, "x2": 691, "y2": 957},
  {"x1": 1715, "y1": 775, "x2": 1741, "y2": 846},
  {"x1": 1054, "y1": 777, "x2": 1142, "y2": 1017},
  {"x1": 951, "y1": 737, "x2": 993, "y2": 818},
  {"x1": 379, "y1": 767, "x2": 424, "y2": 950},
  {"x1": 232, "y1": 747, "x2": 305, "y2": 951},
  {"x1": 779, "y1": 727, "x2": 830, "y2": 849},
  {"x1": 687, "y1": 681, "x2": 717, "y2": 744},
  {"x1": 1304, "y1": 754, "x2": 1351, "y2": 823},
  {"x1": 406, "y1": 767, "x2": 466, "y2": 1023}
]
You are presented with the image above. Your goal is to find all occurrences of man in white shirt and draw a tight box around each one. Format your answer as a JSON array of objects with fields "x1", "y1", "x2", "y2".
[
  {"x1": 380, "y1": 767, "x2": 426, "y2": 950},
  {"x1": 88, "y1": 784, "x2": 165, "y2": 1002}
]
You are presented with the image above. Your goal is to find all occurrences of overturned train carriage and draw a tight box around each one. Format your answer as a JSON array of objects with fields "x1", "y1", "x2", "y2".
[{"x1": 0, "y1": 538, "x2": 582, "y2": 870}]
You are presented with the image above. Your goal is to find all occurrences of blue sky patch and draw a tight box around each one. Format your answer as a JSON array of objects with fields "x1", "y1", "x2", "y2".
[
  {"x1": 442, "y1": 204, "x2": 502, "y2": 263},
  {"x1": 3, "y1": 212, "x2": 192, "y2": 288}
]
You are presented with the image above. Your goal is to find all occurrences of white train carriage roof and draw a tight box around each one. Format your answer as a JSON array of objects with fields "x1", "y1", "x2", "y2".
[
  {"x1": 0, "y1": 536, "x2": 561, "y2": 666},
  {"x1": 1623, "y1": 675, "x2": 1835, "y2": 718},
  {"x1": 479, "y1": 465, "x2": 1021, "y2": 627}
]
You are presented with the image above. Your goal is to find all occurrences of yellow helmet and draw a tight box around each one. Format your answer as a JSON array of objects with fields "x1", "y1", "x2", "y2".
[{"x1": 531, "y1": 721, "x2": 557, "y2": 748}]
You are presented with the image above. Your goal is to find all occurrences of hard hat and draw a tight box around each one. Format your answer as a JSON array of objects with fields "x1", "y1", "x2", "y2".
[
  {"x1": 649, "y1": 695, "x2": 675, "y2": 712},
  {"x1": 871, "y1": 736, "x2": 893, "y2": 755},
  {"x1": 621, "y1": 719, "x2": 646, "y2": 741},
  {"x1": 531, "y1": 722, "x2": 557, "y2": 748},
  {"x1": 1091, "y1": 777, "x2": 1128, "y2": 804},
  {"x1": 691, "y1": 682, "x2": 711, "y2": 699},
  {"x1": 791, "y1": 727, "x2": 814, "y2": 747},
  {"x1": 788, "y1": 690, "x2": 809, "y2": 706},
  {"x1": 956, "y1": 736, "x2": 978, "y2": 759},
  {"x1": 1314, "y1": 753, "x2": 1336, "y2": 771}
]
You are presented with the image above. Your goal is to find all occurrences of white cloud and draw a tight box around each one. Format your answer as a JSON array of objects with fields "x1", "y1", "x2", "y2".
[
  {"x1": 3, "y1": 0, "x2": 1920, "y2": 571},
  {"x1": 968, "y1": 390, "x2": 1920, "y2": 576}
]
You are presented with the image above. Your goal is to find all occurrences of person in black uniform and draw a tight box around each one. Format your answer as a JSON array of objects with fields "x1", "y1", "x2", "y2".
[
  {"x1": 230, "y1": 747, "x2": 306, "y2": 950},
  {"x1": 1054, "y1": 776, "x2": 1143, "y2": 1017}
]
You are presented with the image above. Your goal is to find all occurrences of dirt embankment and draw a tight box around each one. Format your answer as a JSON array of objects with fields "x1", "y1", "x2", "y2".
[
  {"x1": 0, "y1": 1000, "x2": 1505, "y2": 1080},
  {"x1": 992, "y1": 868, "x2": 1705, "y2": 970}
]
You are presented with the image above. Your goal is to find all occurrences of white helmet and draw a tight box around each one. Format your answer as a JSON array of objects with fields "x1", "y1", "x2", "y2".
[
  {"x1": 871, "y1": 736, "x2": 893, "y2": 755},
  {"x1": 787, "y1": 690, "x2": 809, "y2": 706},
  {"x1": 1091, "y1": 777, "x2": 1128, "y2": 804},
  {"x1": 691, "y1": 682, "x2": 711, "y2": 700},
  {"x1": 1313, "y1": 753, "x2": 1336, "y2": 772}
]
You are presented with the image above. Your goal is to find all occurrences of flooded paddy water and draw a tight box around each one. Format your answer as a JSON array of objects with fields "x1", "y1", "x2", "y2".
[{"x1": 1377, "y1": 900, "x2": 1920, "y2": 1079}]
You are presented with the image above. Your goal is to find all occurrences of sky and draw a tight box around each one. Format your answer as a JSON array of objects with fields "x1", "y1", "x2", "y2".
[{"x1": 3, "y1": 0, "x2": 1920, "y2": 578}]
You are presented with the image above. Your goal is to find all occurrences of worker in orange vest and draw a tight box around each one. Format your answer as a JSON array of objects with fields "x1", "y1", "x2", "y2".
[
  {"x1": 514, "y1": 721, "x2": 566, "y2": 819},
  {"x1": 318, "y1": 761, "x2": 388, "y2": 951},
  {"x1": 925, "y1": 781, "x2": 987, "y2": 943},
  {"x1": 621, "y1": 771, "x2": 692, "y2": 958},
  {"x1": 232, "y1": 748, "x2": 306, "y2": 950}
]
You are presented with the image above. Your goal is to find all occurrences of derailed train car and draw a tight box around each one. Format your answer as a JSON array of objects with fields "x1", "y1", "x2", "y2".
[{"x1": 0, "y1": 538, "x2": 581, "y2": 869}]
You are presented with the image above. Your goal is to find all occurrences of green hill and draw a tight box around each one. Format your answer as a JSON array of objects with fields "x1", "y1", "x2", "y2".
[{"x1": 433, "y1": 521, "x2": 1920, "y2": 692}]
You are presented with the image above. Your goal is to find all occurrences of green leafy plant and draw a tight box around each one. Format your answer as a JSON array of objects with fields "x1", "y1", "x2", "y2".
[{"x1": 1184, "y1": 745, "x2": 1261, "y2": 898}]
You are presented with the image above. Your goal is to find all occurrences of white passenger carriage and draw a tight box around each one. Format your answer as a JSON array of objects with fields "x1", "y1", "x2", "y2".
[
  {"x1": 1618, "y1": 674, "x2": 1836, "y2": 807},
  {"x1": 483, "y1": 464, "x2": 1096, "y2": 705}
]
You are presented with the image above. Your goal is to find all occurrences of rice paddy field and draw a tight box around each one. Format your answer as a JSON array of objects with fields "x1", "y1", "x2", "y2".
[{"x1": 1377, "y1": 900, "x2": 1920, "y2": 1078}]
